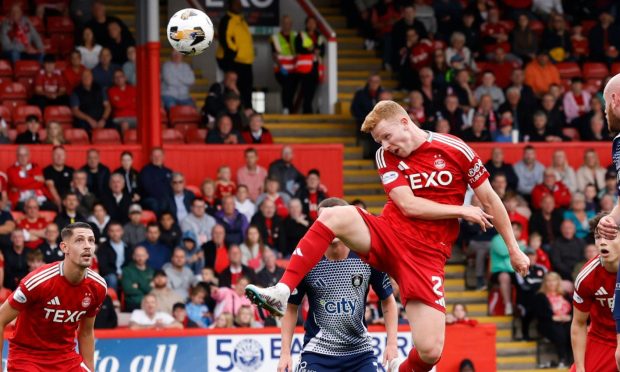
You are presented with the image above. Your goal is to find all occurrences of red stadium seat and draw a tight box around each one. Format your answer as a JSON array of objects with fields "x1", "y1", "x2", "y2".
[
  {"x1": 585, "y1": 79, "x2": 602, "y2": 93},
  {"x1": 123, "y1": 129, "x2": 138, "y2": 144},
  {"x1": 0, "y1": 105, "x2": 11, "y2": 125},
  {"x1": 173, "y1": 122, "x2": 198, "y2": 134},
  {"x1": 556, "y1": 62, "x2": 581, "y2": 79},
  {"x1": 39, "y1": 211, "x2": 57, "y2": 223},
  {"x1": 46, "y1": 16, "x2": 74, "y2": 34},
  {"x1": 92, "y1": 128, "x2": 121, "y2": 144},
  {"x1": 10, "y1": 210, "x2": 24, "y2": 222},
  {"x1": 0, "y1": 82, "x2": 28, "y2": 108},
  {"x1": 612, "y1": 63, "x2": 620, "y2": 76},
  {"x1": 29, "y1": 16, "x2": 44, "y2": 35},
  {"x1": 44, "y1": 105, "x2": 73, "y2": 125},
  {"x1": 169, "y1": 105, "x2": 200, "y2": 125},
  {"x1": 186, "y1": 184, "x2": 202, "y2": 198},
  {"x1": 583, "y1": 63, "x2": 609, "y2": 80},
  {"x1": 64, "y1": 128, "x2": 90, "y2": 144},
  {"x1": 160, "y1": 107, "x2": 169, "y2": 126},
  {"x1": 140, "y1": 210, "x2": 157, "y2": 225},
  {"x1": 0, "y1": 60, "x2": 12, "y2": 78},
  {"x1": 14, "y1": 60, "x2": 40, "y2": 78},
  {"x1": 562, "y1": 128, "x2": 580, "y2": 141},
  {"x1": 162, "y1": 128, "x2": 184, "y2": 144},
  {"x1": 13, "y1": 105, "x2": 42, "y2": 125},
  {"x1": 185, "y1": 128, "x2": 207, "y2": 144},
  {"x1": 581, "y1": 20, "x2": 597, "y2": 35},
  {"x1": 529, "y1": 19, "x2": 545, "y2": 36},
  {"x1": 51, "y1": 34, "x2": 75, "y2": 57},
  {"x1": 15, "y1": 123, "x2": 27, "y2": 133},
  {"x1": 42, "y1": 37, "x2": 58, "y2": 56}
]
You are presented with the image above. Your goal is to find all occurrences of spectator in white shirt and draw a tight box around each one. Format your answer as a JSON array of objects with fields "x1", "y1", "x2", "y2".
[
  {"x1": 235, "y1": 185, "x2": 256, "y2": 222},
  {"x1": 161, "y1": 50, "x2": 195, "y2": 110},
  {"x1": 129, "y1": 294, "x2": 183, "y2": 330}
]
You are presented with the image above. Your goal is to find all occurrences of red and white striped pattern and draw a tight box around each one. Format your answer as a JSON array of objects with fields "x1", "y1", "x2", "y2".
[
  {"x1": 87, "y1": 269, "x2": 107, "y2": 291},
  {"x1": 433, "y1": 133, "x2": 475, "y2": 162},
  {"x1": 574, "y1": 257, "x2": 601, "y2": 291},
  {"x1": 24, "y1": 263, "x2": 60, "y2": 291},
  {"x1": 376, "y1": 148, "x2": 386, "y2": 169}
]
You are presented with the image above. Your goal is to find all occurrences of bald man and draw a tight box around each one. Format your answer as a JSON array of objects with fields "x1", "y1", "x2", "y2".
[{"x1": 594, "y1": 74, "x2": 620, "y2": 370}]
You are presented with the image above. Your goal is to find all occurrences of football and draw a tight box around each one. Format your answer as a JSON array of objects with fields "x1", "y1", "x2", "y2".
[{"x1": 167, "y1": 8, "x2": 214, "y2": 56}]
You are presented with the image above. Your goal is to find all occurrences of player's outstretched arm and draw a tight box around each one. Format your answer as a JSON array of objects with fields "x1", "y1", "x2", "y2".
[
  {"x1": 380, "y1": 295, "x2": 398, "y2": 367},
  {"x1": 473, "y1": 181, "x2": 529, "y2": 276},
  {"x1": 0, "y1": 301, "x2": 18, "y2": 366},
  {"x1": 78, "y1": 316, "x2": 96, "y2": 371},
  {"x1": 277, "y1": 303, "x2": 298, "y2": 372},
  {"x1": 389, "y1": 186, "x2": 493, "y2": 230},
  {"x1": 570, "y1": 308, "x2": 588, "y2": 372}
]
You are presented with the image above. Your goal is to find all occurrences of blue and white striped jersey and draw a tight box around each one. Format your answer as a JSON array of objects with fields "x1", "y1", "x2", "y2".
[{"x1": 289, "y1": 251, "x2": 393, "y2": 356}]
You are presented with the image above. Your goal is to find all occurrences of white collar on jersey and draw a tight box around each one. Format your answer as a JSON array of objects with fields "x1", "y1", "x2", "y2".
[{"x1": 59, "y1": 261, "x2": 88, "y2": 281}]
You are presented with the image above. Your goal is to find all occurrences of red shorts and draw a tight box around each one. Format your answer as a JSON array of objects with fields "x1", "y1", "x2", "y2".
[
  {"x1": 8, "y1": 351, "x2": 88, "y2": 372},
  {"x1": 569, "y1": 337, "x2": 616, "y2": 372},
  {"x1": 355, "y1": 207, "x2": 447, "y2": 313}
]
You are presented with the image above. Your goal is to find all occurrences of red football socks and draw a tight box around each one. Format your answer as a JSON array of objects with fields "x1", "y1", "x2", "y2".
[
  {"x1": 399, "y1": 348, "x2": 437, "y2": 372},
  {"x1": 280, "y1": 220, "x2": 335, "y2": 290}
]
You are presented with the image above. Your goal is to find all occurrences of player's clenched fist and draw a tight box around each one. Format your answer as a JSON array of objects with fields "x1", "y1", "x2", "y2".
[
  {"x1": 597, "y1": 215, "x2": 618, "y2": 240},
  {"x1": 510, "y1": 249, "x2": 530, "y2": 277}
]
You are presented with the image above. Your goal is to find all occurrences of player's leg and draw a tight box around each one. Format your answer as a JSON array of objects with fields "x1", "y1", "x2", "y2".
[
  {"x1": 498, "y1": 272, "x2": 513, "y2": 315},
  {"x1": 246, "y1": 206, "x2": 371, "y2": 315},
  {"x1": 296, "y1": 352, "x2": 341, "y2": 372},
  {"x1": 397, "y1": 301, "x2": 446, "y2": 371},
  {"x1": 344, "y1": 351, "x2": 381, "y2": 372}
]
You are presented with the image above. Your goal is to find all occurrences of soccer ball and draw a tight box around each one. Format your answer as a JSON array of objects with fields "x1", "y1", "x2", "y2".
[{"x1": 167, "y1": 8, "x2": 214, "y2": 56}]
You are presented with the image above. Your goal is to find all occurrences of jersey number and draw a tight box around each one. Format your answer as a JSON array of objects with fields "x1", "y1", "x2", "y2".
[{"x1": 431, "y1": 276, "x2": 443, "y2": 296}]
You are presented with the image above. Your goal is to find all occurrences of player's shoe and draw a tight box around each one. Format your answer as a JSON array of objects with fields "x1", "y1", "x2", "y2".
[
  {"x1": 245, "y1": 283, "x2": 290, "y2": 317},
  {"x1": 388, "y1": 357, "x2": 405, "y2": 372}
]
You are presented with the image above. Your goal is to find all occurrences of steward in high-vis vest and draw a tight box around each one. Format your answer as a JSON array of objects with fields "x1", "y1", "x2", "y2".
[
  {"x1": 295, "y1": 16, "x2": 325, "y2": 114},
  {"x1": 215, "y1": 0, "x2": 254, "y2": 109},
  {"x1": 271, "y1": 15, "x2": 298, "y2": 115}
]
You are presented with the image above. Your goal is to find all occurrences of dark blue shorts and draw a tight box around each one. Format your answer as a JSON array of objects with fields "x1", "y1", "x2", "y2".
[{"x1": 296, "y1": 351, "x2": 380, "y2": 372}]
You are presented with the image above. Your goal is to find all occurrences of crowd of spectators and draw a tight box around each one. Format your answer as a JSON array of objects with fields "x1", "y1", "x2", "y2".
[
  {"x1": 0, "y1": 144, "x2": 330, "y2": 330},
  {"x1": 348, "y1": 1, "x2": 620, "y2": 159}
]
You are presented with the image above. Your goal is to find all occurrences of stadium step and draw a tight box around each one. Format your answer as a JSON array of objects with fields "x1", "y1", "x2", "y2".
[
  {"x1": 339, "y1": 79, "x2": 398, "y2": 93},
  {"x1": 263, "y1": 114, "x2": 353, "y2": 123},
  {"x1": 496, "y1": 355, "x2": 537, "y2": 370},
  {"x1": 274, "y1": 136, "x2": 355, "y2": 144},
  {"x1": 338, "y1": 57, "x2": 383, "y2": 71},
  {"x1": 497, "y1": 342, "x2": 536, "y2": 357},
  {"x1": 323, "y1": 15, "x2": 347, "y2": 28}
]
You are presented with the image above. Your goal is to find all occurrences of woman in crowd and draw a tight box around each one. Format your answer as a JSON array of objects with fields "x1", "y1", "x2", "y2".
[
  {"x1": 562, "y1": 193, "x2": 595, "y2": 240},
  {"x1": 44, "y1": 121, "x2": 66, "y2": 145},
  {"x1": 77, "y1": 27, "x2": 103, "y2": 69},
  {"x1": 549, "y1": 150, "x2": 577, "y2": 193},
  {"x1": 239, "y1": 225, "x2": 268, "y2": 271}
]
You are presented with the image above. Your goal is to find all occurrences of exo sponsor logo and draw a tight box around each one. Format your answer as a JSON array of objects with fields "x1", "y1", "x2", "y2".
[
  {"x1": 43, "y1": 308, "x2": 86, "y2": 323},
  {"x1": 468, "y1": 159, "x2": 485, "y2": 178},
  {"x1": 322, "y1": 298, "x2": 357, "y2": 314},
  {"x1": 408, "y1": 171, "x2": 453, "y2": 190}
]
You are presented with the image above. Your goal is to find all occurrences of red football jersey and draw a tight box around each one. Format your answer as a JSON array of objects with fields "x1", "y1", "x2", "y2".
[
  {"x1": 17, "y1": 217, "x2": 49, "y2": 249},
  {"x1": 573, "y1": 256, "x2": 616, "y2": 346},
  {"x1": 7, "y1": 262, "x2": 107, "y2": 363},
  {"x1": 376, "y1": 132, "x2": 489, "y2": 257},
  {"x1": 34, "y1": 70, "x2": 65, "y2": 94}
]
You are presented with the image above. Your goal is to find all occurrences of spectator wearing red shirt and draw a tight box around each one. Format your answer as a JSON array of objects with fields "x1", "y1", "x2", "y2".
[
  {"x1": 6, "y1": 146, "x2": 54, "y2": 211},
  {"x1": 489, "y1": 47, "x2": 514, "y2": 89},
  {"x1": 215, "y1": 166, "x2": 237, "y2": 200},
  {"x1": 108, "y1": 69, "x2": 137, "y2": 132},
  {"x1": 241, "y1": 113, "x2": 273, "y2": 144},
  {"x1": 399, "y1": 28, "x2": 433, "y2": 90},
  {"x1": 295, "y1": 169, "x2": 327, "y2": 223},
  {"x1": 31, "y1": 55, "x2": 67, "y2": 111},
  {"x1": 531, "y1": 169, "x2": 572, "y2": 210},
  {"x1": 480, "y1": 8, "x2": 511, "y2": 56},
  {"x1": 17, "y1": 197, "x2": 49, "y2": 249},
  {"x1": 63, "y1": 50, "x2": 85, "y2": 95},
  {"x1": 570, "y1": 25, "x2": 588, "y2": 63}
]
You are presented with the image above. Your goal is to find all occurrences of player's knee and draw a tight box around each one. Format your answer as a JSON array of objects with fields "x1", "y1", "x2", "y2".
[
  {"x1": 317, "y1": 205, "x2": 353, "y2": 229},
  {"x1": 416, "y1": 337, "x2": 444, "y2": 363}
]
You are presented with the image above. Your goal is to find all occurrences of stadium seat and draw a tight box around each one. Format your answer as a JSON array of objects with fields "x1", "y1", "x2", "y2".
[
  {"x1": 186, "y1": 184, "x2": 202, "y2": 198},
  {"x1": 44, "y1": 105, "x2": 73, "y2": 125},
  {"x1": 39, "y1": 211, "x2": 57, "y2": 223},
  {"x1": 556, "y1": 62, "x2": 581, "y2": 80},
  {"x1": 162, "y1": 128, "x2": 184, "y2": 144},
  {"x1": 169, "y1": 105, "x2": 200, "y2": 125},
  {"x1": 185, "y1": 128, "x2": 207, "y2": 144},
  {"x1": 9, "y1": 210, "x2": 23, "y2": 222},
  {"x1": 583, "y1": 63, "x2": 609, "y2": 80},
  {"x1": 0, "y1": 60, "x2": 12, "y2": 78},
  {"x1": 173, "y1": 122, "x2": 198, "y2": 134},
  {"x1": 123, "y1": 129, "x2": 138, "y2": 144},
  {"x1": 0, "y1": 82, "x2": 28, "y2": 108},
  {"x1": 46, "y1": 16, "x2": 74, "y2": 34},
  {"x1": 51, "y1": 34, "x2": 75, "y2": 57},
  {"x1": 14, "y1": 60, "x2": 40, "y2": 79},
  {"x1": 13, "y1": 105, "x2": 42, "y2": 125},
  {"x1": 160, "y1": 107, "x2": 169, "y2": 126},
  {"x1": 140, "y1": 210, "x2": 157, "y2": 225},
  {"x1": 612, "y1": 63, "x2": 620, "y2": 76},
  {"x1": 529, "y1": 19, "x2": 545, "y2": 35},
  {"x1": 581, "y1": 19, "x2": 597, "y2": 35},
  {"x1": 584, "y1": 79, "x2": 602, "y2": 93},
  {"x1": 0, "y1": 105, "x2": 12, "y2": 125},
  {"x1": 64, "y1": 128, "x2": 90, "y2": 144},
  {"x1": 42, "y1": 37, "x2": 58, "y2": 56},
  {"x1": 15, "y1": 123, "x2": 27, "y2": 133},
  {"x1": 562, "y1": 128, "x2": 580, "y2": 141},
  {"x1": 92, "y1": 128, "x2": 121, "y2": 144},
  {"x1": 29, "y1": 16, "x2": 44, "y2": 35}
]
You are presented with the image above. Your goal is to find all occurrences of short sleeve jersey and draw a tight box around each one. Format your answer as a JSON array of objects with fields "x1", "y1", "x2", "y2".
[
  {"x1": 34, "y1": 70, "x2": 65, "y2": 94},
  {"x1": 375, "y1": 132, "x2": 489, "y2": 257},
  {"x1": 7, "y1": 262, "x2": 107, "y2": 358},
  {"x1": 573, "y1": 256, "x2": 616, "y2": 346},
  {"x1": 289, "y1": 251, "x2": 393, "y2": 356}
]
